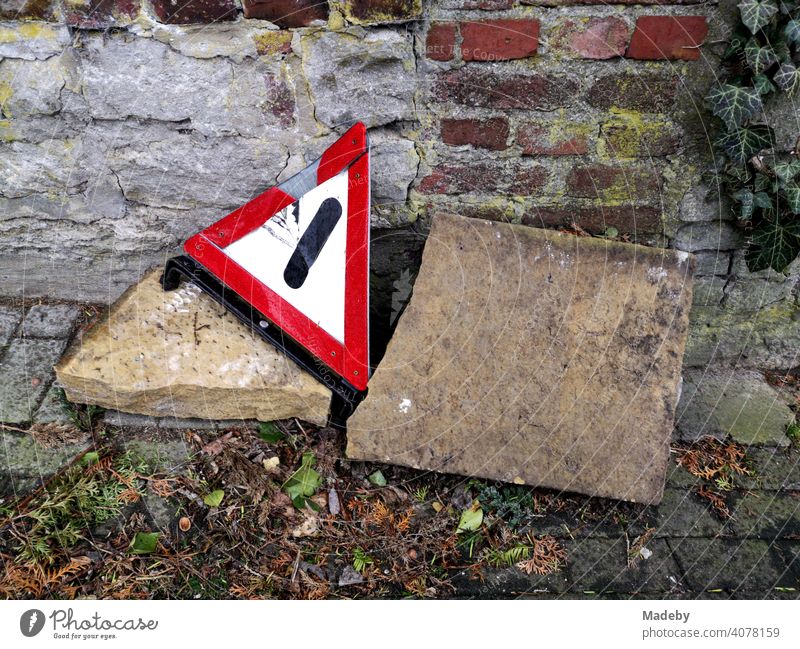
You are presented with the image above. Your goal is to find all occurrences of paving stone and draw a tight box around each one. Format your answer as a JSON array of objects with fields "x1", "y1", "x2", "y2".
[
  {"x1": 348, "y1": 213, "x2": 695, "y2": 505},
  {"x1": 0, "y1": 304, "x2": 22, "y2": 346},
  {"x1": 21, "y1": 304, "x2": 81, "y2": 339},
  {"x1": 0, "y1": 338, "x2": 67, "y2": 424},
  {"x1": 0, "y1": 430, "x2": 89, "y2": 481},
  {"x1": 609, "y1": 539, "x2": 686, "y2": 594},
  {"x1": 142, "y1": 491, "x2": 180, "y2": 532},
  {"x1": 565, "y1": 537, "x2": 629, "y2": 594},
  {"x1": 676, "y1": 369, "x2": 794, "y2": 446},
  {"x1": 670, "y1": 538, "x2": 797, "y2": 593},
  {"x1": 103, "y1": 410, "x2": 160, "y2": 429},
  {"x1": 34, "y1": 384, "x2": 73, "y2": 425},
  {"x1": 56, "y1": 270, "x2": 331, "y2": 426},
  {"x1": 120, "y1": 439, "x2": 193, "y2": 473},
  {"x1": 738, "y1": 447, "x2": 800, "y2": 491},
  {"x1": 664, "y1": 460, "x2": 703, "y2": 489},
  {"x1": 449, "y1": 564, "x2": 570, "y2": 597},
  {"x1": 728, "y1": 491, "x2": 800, "y2": 539},
  {"x1": 629, "y1": 488, "x2": 729, "y2": 539}
]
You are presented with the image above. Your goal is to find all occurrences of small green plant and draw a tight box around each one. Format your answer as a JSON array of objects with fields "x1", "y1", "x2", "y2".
[
  {"x1": 706, "y1": 0, "x2": 800, "y2": 272},
  {"x1": 282, "y1": 452, "x2": 322, "y2": 510},
  {"x1": 484, "y1": 544, "x2": 531, "y2": 568},
  {"x1": 13, "y1": 452, "x2": 142, "y2": 565},
  {"x1": 59, "y1": 388, "x2": 104, "y2": 432},
  {"x1": 352, "y1": 547, "x2": 374, "y2": 574},
  {"x1": 473, "y1": 482, "x2": 536, "y2": 530},
  {"x1": 412, "y1": 485, "x2": 429, "y2": 503},
  {"x1": 787, "y1": 421, "x2": 800, "y2": 446}
]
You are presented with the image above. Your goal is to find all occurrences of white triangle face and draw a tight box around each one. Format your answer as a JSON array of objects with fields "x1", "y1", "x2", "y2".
[{"x1": 223, "y1": 169, "x2": 349, "y2": 343}]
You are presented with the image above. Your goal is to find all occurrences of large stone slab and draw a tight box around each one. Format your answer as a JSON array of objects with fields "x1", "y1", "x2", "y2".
[
  {"x1": 56, "y1": 269, "x2": 331, "y2": 426},
  {"x1": 347, "y1": 213, "x2": 695, "y2": 505}
]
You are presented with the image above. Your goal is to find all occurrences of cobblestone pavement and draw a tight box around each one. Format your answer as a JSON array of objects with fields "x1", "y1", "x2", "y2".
[{"x1": 1, "y1": 301, "x2": 798, "y2": 599}]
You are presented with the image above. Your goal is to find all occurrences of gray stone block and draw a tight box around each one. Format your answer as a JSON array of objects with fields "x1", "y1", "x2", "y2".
[
  {"x1": 34, "y1": 385, "x2": 73, "y2": 425},
  {"x1": 302, "y1": 28, "x2": 416, "y2": 128},
  {"x1": 676, "y1": 369, "x2": 794, "y2": 445},
  {"x1": 729, "y1": 492, "x2": 800, "y2": 539},
  {"x1": 671, "y1": 538, "x2": 797, "y2": 593},
  {"x1": 120, "y1": 439, "x2": 193, "y2": 473},
  {"x1": 0, "y1": 338, "x2": 67, "y2": 424},
  {"x1": 609, "y1": 539, "x2": 685, "y2": 595},
  {"x1": 630, "y1": 488, "x2": 729, "y2": 539},
  {"x1": 0, "y1": 304, "x2": 22, "y2": 346},
  {"x1": 672, "y1": 221, "x2": 743, "y2": 253},
  {"x1": 21, "y1": 304, "x2": 81, "y2": 339},
  {"x1": 0, "y1": 430, "x2": 88, "y2": 478},
  {"x1": 565, "y1": 538, "x2": 629, "y2": 594}
]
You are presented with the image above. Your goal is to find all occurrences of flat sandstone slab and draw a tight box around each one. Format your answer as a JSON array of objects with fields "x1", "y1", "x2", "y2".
[
  {"x1": 56, "y1": 270, "x2": 331, "y2": 426},
  {"x1": 347, "y1": 213, "x2": 695, "y2": 504}
]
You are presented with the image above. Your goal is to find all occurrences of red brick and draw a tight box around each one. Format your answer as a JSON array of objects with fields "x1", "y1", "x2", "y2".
[
  {"x1": 519, "y1": 0, "x2": 703, "y2": 5},
  {"x1": 600, "y1": 120, "x2": 682, "y2": 157},
  {"x1": 418, "y1": 162, "x2": 548, "y2": 195},
  {"x1": 64, "y1": 0, "x2": 139, "y2": 28},
  {"x1": 523, "y1": 205, "x2": 663, "y2": 236},
  {"x1": 344, "y1": 0, "x2": 422, "y2": 23},
  {"x1": 460, "y1": 18, "x2": 540, "y2": 62},
  {"x1": 242, "y1": 0, "x2": 329, "y2": 27},
  {"x1": 566, "y1": 165, "x2": 662, "y2": 199},
  {"x1": 587, "y1": 72, "x2": 680, "y2": 112},
  {"x1": 434, "y1": 70, "x2": 578, "y2": 110},
  {"x1": 426, "y1": 23, "x2": 457, "y2": 61},
  {"x1": 0, "y1": 0, "x2": 59, "y2": 20},
  {"x1": 440, "y1": 0, "x2": 513, "y2": 8},
  {"x1": 441, "y1": 118, "x2": 510, "y2": 151},
  {"x1": 517, "y1": 122, "x2": 589, "y2": 156},
  {"x1": 556, "y1": 17, "x2": 630, "y2": 59},
  {"x1": 626, "y1": 16, "x2": 708, "y2": 61},
  {"x1": 151, "y1": 0, "x2": 236, "y2": 23}
]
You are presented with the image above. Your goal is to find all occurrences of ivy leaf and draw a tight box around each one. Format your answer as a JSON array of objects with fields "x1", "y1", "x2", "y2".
[
  {"x1": 367, "y1": 470, "x2": 387, "y2": 487},
  {"x1": 258, "y1": 421, "x2": 285, "y2": 444},
  {"x1": 129, "y1": 531, "x2": 160, "y2": 555},
  {"x1": 746, "y1": 218, "x2": 800, "y2": 271},
  {"x1": 203, "y1": 489, "x2": 225, "y2": 507},
  {"x1": 753, "y1": 73, "x2": 776, "y2": 95},
  {"x1": 457, "y1": 500, "x2": 484, "y2": 533},
  {"x1": 716, "y1": 124, "x2": 774, "y2": 164},
  {"x1": 773, "y1": 62, "x2": 800, "y2": 94},
  {"x1": 785, "y1": 19, "x2": 800, "y2": 44},
  {"x1": 745, "y1": 38, "x2": 778, "y2": 73},
  {"x1": 754, "y1": 170, "x2": 775, "y2": 191},
  {"x1": 785, "y1": 183, "x2": 800, "y2": 213},
  {"x1": 774, "y1": 159, "x2": 800, "y2": 182},
  {"x1": 706, "y1": 83, "x2": 763, "y2": 127},
  {"x1": 738, "y1": 0, "x2": 779, "y2": 34},
  {"x1": 724, "y1": 31, "x2": 749, "y2": 59},
  {"x1": 733, "y1": 188, "x2": 755, "y2": 219},
  {"x1": 753, "y1": 191, "x2": 774, "y2": 209}
]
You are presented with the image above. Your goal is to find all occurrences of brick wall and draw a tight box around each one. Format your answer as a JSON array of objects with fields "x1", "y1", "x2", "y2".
[{"x1": 1, "y1": 1, "x2": 799, "y2": 415}]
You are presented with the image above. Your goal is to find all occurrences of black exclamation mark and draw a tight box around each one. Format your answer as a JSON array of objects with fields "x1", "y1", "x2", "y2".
[{"x1": 283, "y1": 197, "x2": 343, "y2": 289}]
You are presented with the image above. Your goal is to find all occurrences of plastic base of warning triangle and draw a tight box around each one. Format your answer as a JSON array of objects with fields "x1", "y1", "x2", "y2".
[{"x1": 161, "y1": 254, "x2": 365, "y2": 427}]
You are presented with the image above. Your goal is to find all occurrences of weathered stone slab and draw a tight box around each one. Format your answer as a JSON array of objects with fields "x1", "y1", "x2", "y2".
[
  {"x1": 56, "y1": 269, "x2": 331, "y2": 426},
  {"x1": 347, "y1": 213, "x2": 695, "y2": 505}
]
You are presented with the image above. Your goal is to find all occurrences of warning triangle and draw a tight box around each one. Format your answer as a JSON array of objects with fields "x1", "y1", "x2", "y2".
[{"x1": 165, "y1": 123, "x2": 370, "y2": 399}]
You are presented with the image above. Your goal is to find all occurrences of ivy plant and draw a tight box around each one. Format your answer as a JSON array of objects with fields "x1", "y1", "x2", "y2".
[{"x1": 706, "y1": 0, "x2": 800, "y2": 272}]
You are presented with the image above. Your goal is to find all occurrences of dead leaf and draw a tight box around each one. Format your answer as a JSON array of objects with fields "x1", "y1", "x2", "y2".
[{"x1": 201, "y1": 432, "x2": 234, "y2": 457}]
